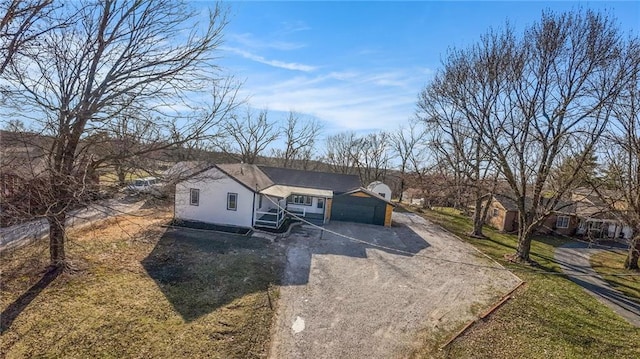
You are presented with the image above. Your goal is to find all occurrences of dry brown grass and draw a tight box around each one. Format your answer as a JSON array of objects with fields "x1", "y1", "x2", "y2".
[{"x1": 1, "y1": 209, "x2": 284, "y2": 358}]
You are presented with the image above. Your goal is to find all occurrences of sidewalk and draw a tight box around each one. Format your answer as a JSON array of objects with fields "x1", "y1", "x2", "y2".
[{"x1": 0, "y1": 197, "x2": 145, "y2": 252}]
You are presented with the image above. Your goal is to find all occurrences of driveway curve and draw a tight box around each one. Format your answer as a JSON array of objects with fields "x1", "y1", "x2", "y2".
[
  {"x1": 269, "y1": 212, "x2": 522, "y2": 359},
  {"x1": 554, "y1": 242, "x2": 640, "y2": 327}
]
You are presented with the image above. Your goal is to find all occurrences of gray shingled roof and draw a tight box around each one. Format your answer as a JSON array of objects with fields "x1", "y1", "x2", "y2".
[
  {"x1": 258, "y1": 166, "x2": 360, "y2": 193},
  {"x1": 493, "y1": 194, "x2": 576, "y2": 214},
  {"x1": 218, "y1": 163, "x2": 274, "y2": 191}
]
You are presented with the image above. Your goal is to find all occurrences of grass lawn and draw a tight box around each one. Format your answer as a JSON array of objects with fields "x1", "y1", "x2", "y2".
[
  {"x1": 408, "y1": 205, "x2": 640, "y2": 359},
  {"x1": 0, "y1": 209, "x2": 284, "y2": 358},
  {"x1": 590, "y1": 250, "x2": 640, "y2": 303}
]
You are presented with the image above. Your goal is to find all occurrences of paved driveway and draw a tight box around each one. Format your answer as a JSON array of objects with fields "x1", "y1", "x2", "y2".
[
  {"x1": 0, "y1": 196, "x2": 145, "y2": 252},
  {"x1": 555, "y1": 242, "x2": 640, "y2": 327},
  {"x1": 269, "y1": 212, "x2": 522, "y2": 359}
]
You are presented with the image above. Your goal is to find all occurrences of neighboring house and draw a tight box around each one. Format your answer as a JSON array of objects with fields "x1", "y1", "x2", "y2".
[
  {"x1": 572, "y1": 188, "x2": 633, "y2": 240},
  {"x1": 367, "y1": 181, "x2": 392, "y2": 200},
  {"x1": 484, "y1": 194, "x2": 578, "y2": 235},
  {"x1": 174, "y1": 163, "x2": 396, "y2": 230},
  {"x1": 400, "y1": 187, "x2": 425, "y2": 206},
  {"x1": 0, "y1": 143, "x2": 99, "y2": 226},
  {"x1": 0, "y1": 146, "x2": 49, "y2": 226}
]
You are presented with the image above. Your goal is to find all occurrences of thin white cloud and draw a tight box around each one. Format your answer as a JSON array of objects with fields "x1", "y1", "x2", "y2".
[
  {"x1": 277, "y1": 20, "x2": 311, "y2": 35},
  {"x1": 223, "y1": 47, "x2": 317, "y2": 72},
  {"x1": 241, "y1": 67, "x2": 432, "y2": 132},
  {"x1": 227, "y1": 33, "x2": 306, "y2": 51}
]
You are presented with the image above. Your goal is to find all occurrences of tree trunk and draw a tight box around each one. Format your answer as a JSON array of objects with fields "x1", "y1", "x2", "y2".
[
  {"x1": 48, "y1": 212, "x2": 66, "y2": 267},
  {"x1": 470, "y1": 195, "x2": 485, "y2": 238},
  {"x1": 116, "y1": 165, "x2": 126, "y2": 186},
  {"x1": 515, "y1": 211, "x2": 535, "y2": 262},
  {"x1": 624, "y1": 234, "x2": 640, "y2": 270}
]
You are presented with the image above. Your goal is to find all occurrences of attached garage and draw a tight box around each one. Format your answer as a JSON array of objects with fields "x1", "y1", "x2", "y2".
[{"x1": 330, "y1": 189, "x2": 395, "y2": 226}]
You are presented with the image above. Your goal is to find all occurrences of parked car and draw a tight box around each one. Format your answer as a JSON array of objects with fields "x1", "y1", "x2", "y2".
[{"x1": 127, "y1": 177, "x2": 162, "y2": 195}]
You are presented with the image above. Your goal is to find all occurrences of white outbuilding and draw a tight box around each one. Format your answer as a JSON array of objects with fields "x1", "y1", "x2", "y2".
[{"x1": 366, "y1": 181, "x2": 392, "y2": 200}]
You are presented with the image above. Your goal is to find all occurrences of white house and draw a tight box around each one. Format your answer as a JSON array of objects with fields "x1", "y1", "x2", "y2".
[{"x1": 174, "y1": 163, "x2": 396, "y2": 229}]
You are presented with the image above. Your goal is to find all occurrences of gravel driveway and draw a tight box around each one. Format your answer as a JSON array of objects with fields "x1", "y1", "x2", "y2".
[{"x1": 269, "y1": 212, "x2": 522, "y2": 359}]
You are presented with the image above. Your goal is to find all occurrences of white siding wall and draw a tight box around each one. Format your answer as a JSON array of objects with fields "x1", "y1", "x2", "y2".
[
  {"x1": 623, "y1": 225, "x2": 633, "y2": 240},
  {"x1": 255, "y1": 194, "x2": 279, "y2": 212},
  {"x1": 286, "y1": 196, "x2": 326, "y2": 215},
  {"x1": 369, "y1": 183, "x2": 392, "y2": 200},
  {"x1": 175, "y1": 167, "x2": 255, "y2": 228}
]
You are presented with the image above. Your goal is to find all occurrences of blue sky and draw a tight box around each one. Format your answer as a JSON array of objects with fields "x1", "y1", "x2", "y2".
[{"x1": 196, "y1": 1, "x2": 639, "y2": 135}]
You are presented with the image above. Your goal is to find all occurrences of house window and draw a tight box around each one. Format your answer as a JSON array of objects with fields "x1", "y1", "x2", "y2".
[
  {"x1": 556, "y1": 216, "x2": 570, "y2": 229},
  {"x1": 492, "y1": 208, "x2": 499, "y2": 217},
  {"x1": 317, "y1": 198, "x2": 324, "y2": 209},
  {"x1": 288, "y1": 195, "x2": 312, "y2": 206},
  {"x1": 227, "y1": 192, "x2": 237, "y2": 211},
  {"x1": 190, "y1": 188, "x2": 199, "y2": 206}
]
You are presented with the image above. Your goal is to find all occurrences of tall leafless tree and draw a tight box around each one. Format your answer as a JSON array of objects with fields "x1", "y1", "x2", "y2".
[
  {"x1": 271, "y1": 111, "x2": 322, "y2": 169},
  {"x1": 418, "y1": 10, "x2": 637, "y2": 262},
  {"x1": 389, "y1": 120, "x2": 427, "y2": 203},
  {"x1": 418, "y1": 31, "x2": 506, "y2": 238},
  {"x1": 596, "y1": 61, "x2": 640, "y2": 269},
  {"x1": 216, "y1": 107, "x2": 278, "y2": 164},
  {"x1": 352, "y1": 131, "x2": 391, "y2": 185},
  {"x1": 478, "y1": 11, "x2": 635, "y2": 262},
  {"x1": 1, "y1": 0, "x2": 238, "y2": 269},
  {"x1": 324, "y1": 131, "x2": 359, "y2": 175}
]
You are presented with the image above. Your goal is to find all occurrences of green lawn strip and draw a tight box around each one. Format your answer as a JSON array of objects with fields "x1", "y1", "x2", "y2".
[
  {"x1": 590, "y1": 250, "x2": 640, "y2": 302},
  {"x1": 1, "y1": 213, "x2": 284, "y2": 358},
  {"x1": 406, "y1": 205, "x2": 640, "y2": 359}
]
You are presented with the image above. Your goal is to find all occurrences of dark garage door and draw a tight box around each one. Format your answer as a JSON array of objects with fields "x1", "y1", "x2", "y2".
[{"x1": 331, "y1": 195, "x2": 386, "y2": 225}]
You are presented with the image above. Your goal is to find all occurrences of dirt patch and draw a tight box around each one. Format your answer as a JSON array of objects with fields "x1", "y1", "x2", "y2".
[{"x1": 269, "y1": 213, "x2": 522, "y2": 359}]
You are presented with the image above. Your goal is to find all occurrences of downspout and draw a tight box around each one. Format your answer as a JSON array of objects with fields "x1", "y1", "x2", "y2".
[{"x1": 252, "y1": 191, "x2": 256, "y2": 228}]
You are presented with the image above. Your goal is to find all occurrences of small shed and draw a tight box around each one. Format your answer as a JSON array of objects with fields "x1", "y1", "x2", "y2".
[
  {"x1": 366, "y1": 181, "x2": 392, "y2": 200},
  {"x1": 331, "y1": 188, "x2": 395, "y2": 226}
]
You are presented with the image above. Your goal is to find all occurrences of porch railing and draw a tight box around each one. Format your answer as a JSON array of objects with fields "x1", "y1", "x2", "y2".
[{"x1": 255, "y1": 208, "x2": 286, "y2": 229}]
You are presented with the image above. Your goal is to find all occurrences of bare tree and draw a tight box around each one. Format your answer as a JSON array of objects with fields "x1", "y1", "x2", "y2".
[
  {"x1": 1, "y1": 0, "x2": 237, "y2": 269},
  {"x1": 418, "y1": 32, "x2": 506, "y2": 238},
  {"x1": 467, "y1": 10, "x2": 635, "y2": 262},
  {"x1": 272, "y1": 111, "x2": 322, "y2": 168},
  {"x1": 0, "y1": 0, "x2": 63, "y2": 76},
  {"x1": 352, "y1": 131, "x2": 391, "y2": 185},
  {"x1": 417, "y1": 10, "x2": 636, "y2": 262},
  {"x1": 596, "y1": 61, "x2": 640, "y2": 269},
  {"x1": 214, "y1": 107, "x2": 279, "y2": 164},
  {"x1": 324, "y1": 131, "x2": 359, "y2": 175},
  {"x1": 389, "y1": 120, "x2": 427, "y2": 203}
]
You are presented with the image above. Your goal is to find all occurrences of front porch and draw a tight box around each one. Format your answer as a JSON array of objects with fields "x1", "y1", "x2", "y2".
[
  {"x1": 577, "y1": 218, "x2": 633, "y2": 240},
  {"x1": 287, "y1": 208, "x2": 325, "y2": 226},
  {"x1": 254, "y1": 207, "x2": 326, "y2": 229},
  {"x1": 255, "y1": 208, "x2": 286, "y2": 229}
]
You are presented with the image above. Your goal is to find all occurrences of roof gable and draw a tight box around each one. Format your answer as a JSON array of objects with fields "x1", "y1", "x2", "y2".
[
  {"x1": 338, "y1": 187, "x2": 396, "y2": 206},
  {"x1": 217, "y1": 164, "x2": 274, "y2": 192}
]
